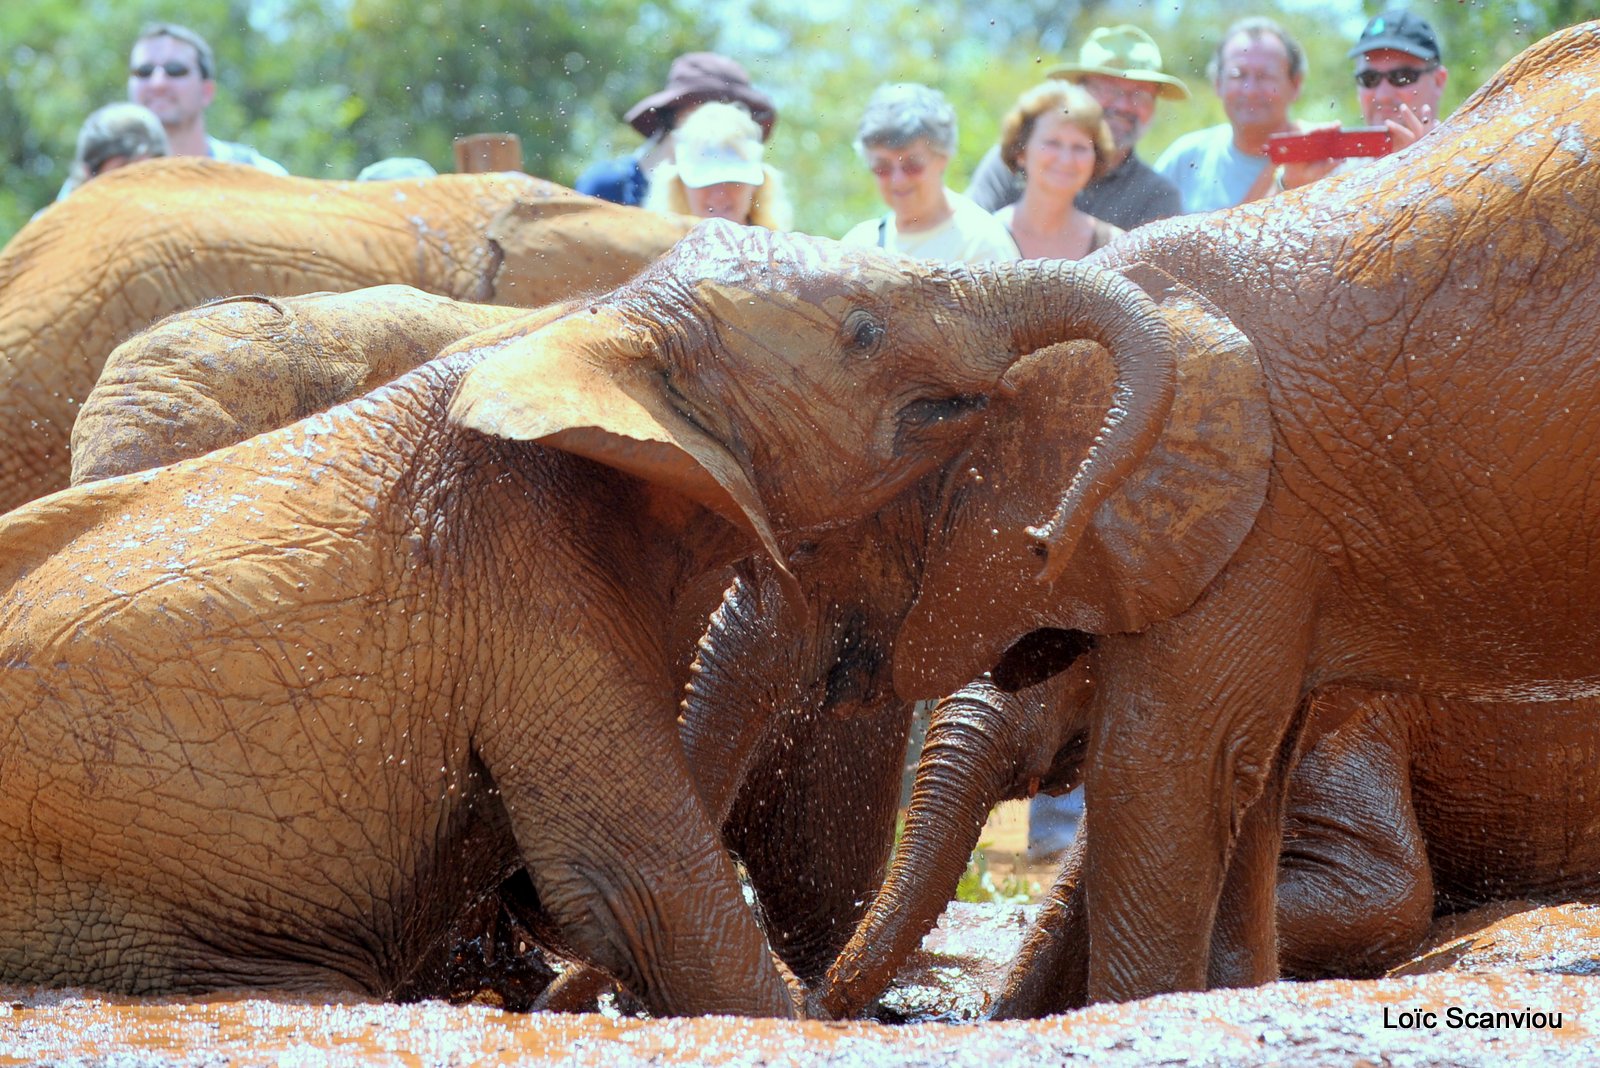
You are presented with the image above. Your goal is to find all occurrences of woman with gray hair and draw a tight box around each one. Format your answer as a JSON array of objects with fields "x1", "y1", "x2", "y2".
[
  {"x1": 840, "y1": 83, "x2": 1017, "y2": 262},
  {"x1": 61, "y1": 103, "x2": 169, "y2": 196}
]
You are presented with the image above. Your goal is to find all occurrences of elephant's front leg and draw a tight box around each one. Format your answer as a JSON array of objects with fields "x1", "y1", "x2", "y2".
[
  {"x1": 1205, "y1": 721, "x2": 1299, "y2": 989},
  {"x1": 480, "y1": 683, "x2": 800, "y2": 1018},
  {"x1": 1083, "y1": 550, "x2": 1315, "y2": 1003}
]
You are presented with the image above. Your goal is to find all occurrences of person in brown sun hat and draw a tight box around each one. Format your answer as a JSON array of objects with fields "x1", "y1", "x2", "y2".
[{"x1": 575, "y1": 51, "x2": 777, "y2": 207}]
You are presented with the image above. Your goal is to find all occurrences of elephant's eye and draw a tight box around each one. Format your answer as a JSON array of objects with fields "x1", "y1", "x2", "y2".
[{"x1": 843, "y1": 309, "x2": 885, "y2": 357}]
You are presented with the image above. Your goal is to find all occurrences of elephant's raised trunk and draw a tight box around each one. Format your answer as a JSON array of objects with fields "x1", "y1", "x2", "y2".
[
  {"x1": 971, "y1": 260, "x2": 1177, "y2": 583},
  {"x1": 812, "y1": 680, "x2": 1062, "y2": 1020}
]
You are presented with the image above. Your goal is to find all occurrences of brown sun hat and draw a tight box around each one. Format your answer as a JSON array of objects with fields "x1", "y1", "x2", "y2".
[
  {"x1": 624, "y1": 52, "x2": 778, "y2": 141},
  {"x1": 1047, "y1": 25, "x2": 1190, "y2": 101}
]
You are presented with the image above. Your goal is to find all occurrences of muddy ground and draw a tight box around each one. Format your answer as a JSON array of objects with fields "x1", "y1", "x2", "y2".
[{"x1": 3, "y1": 898, "x2": 1594, "y2": 1067}]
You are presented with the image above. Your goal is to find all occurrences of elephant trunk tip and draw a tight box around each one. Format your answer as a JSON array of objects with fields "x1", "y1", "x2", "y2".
[{"x1": 1025, "y1": 484, "x2": 1096, "y2": 584}]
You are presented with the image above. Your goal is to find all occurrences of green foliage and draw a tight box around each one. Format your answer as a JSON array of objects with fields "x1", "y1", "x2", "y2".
[
  {"x1": 0, "y1": 0, "x2": 1589, "y2": 245},
  {"x1": 0, "y1": 0, "x2": 713, "y2": 238},
  {"x1": 954, "y1": 843, "x2": 1039, "y2": 905}
]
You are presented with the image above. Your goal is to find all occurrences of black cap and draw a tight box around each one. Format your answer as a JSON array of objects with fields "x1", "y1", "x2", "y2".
[{"x1": 1348, "y1": 10, "x2": 1441, "y2": 63}]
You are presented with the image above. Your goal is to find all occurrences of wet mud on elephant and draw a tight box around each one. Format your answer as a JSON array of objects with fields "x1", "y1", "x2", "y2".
[
  {"x1": 0, "y1": 157, "x2": 692, "y2": 513},
  {"x1": 0, "y1": 223, "x2": 1177, "y2": 1014}
]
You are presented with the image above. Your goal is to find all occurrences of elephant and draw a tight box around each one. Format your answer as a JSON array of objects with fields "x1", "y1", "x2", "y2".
[
  {"x1": 69, "y1": 283, "x2": 924, "y2": 999},
  {"x1": 71, "y1": 287, "x2": 541, "y2": 486},
  {"x1": 0, "y1": 222, "x2": 1175, "y2": 1014},
  {"x1": 874, "y1": 22, "x2": 1600, "y2": 1005},
  {"x1": 0, "y1": 156, "x2": 693, "y2": 513},
  {"x1": 814, "y1": 666, "x2": 1600, "y2": 1019}
]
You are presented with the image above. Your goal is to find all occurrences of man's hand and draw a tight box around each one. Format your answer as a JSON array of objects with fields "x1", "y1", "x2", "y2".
[{"x1": 1384, "y1": 102, "x2": 1434, "y2": 152}]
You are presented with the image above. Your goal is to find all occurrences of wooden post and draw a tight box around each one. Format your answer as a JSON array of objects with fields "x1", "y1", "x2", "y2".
[{"x1": 453, "y1": 133, "x2": 523, "y2": 173}]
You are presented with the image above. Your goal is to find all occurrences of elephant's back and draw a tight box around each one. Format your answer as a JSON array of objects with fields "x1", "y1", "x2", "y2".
[
  {"x1": 72, "y1": 287, "x2": 532, "y2": 487},
  {"x1": 0, "y1": 160, "x2": 545, "y2": 513}
]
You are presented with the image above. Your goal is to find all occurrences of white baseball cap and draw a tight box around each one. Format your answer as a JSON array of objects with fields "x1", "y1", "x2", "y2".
[{"x1": 677, "y1": 140, "x2": 764, "y2": 188}]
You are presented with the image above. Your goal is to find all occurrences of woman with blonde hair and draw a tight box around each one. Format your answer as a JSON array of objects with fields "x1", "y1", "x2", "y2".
[
  {"x1": 995, "y1": 81, "x2": 1122, "y2": 259},
  {"x1": 645, "y1": 101, "x2": 792, "y2": 229}
]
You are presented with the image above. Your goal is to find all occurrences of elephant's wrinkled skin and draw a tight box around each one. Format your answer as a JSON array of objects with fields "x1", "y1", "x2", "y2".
[
  {"x1": 821, "y1": 668, "x2": 1600, "y2": 1019},
  {"x1": 70, "y1": 287, "x2": 539, "y2": 485},
  {"x1": 0, "y1": 158, "x2": 691, "y2": 512},
  {"x1": 0, "y1": 224, "x2": 1174, "y2": 1013},
  {"x1": 883, "y1": 23, "x2": 1600, "y2": 1004}
]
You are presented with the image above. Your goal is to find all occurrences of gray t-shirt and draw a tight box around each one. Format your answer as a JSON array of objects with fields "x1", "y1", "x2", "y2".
[
  {"x1": 1152, "y1": 123, "x2": 1271, "y2": 214},
  {"x1": 965, "y1": 144, "x2": 1181, "y2": 231}
]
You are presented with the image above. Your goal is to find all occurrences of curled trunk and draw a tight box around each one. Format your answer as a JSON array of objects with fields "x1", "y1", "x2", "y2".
[
  {"x1": 966, "y1": 260, "x2": 1177, "y2": 582},
  {"x1": 813, "y1": 679, "x2": 1070, "y2": 1019}
]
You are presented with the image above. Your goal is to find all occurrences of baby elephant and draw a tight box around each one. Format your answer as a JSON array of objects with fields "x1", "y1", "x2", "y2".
[{"x1": 818, "y1": 663, "x2": 1600, "y2": 1018}]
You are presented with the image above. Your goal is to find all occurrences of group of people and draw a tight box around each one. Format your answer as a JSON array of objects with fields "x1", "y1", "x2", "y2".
[
  {"x1": 66, "y1": 12, "x2": 1450, "y2": 250},
  {"x1": 580, "y1": 10, "x2": 1449, "y2": 281}
]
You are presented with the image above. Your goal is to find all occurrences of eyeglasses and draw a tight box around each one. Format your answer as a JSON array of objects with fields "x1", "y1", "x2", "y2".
[
  {"x1": 868, "y1": 157, "x2": 930, "y2": 178},
  {"x1": 1355, "y1": 66, "x2": 1437, "y2": 89},
  {"x1": 130, "y1": 61, "x2": 195, "y2": 79}
]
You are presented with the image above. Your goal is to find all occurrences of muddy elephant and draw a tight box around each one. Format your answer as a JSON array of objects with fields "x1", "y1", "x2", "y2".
[
  {"x1": 0, "y1": 223, "x2": 1174, "y2": 1014},
  {"x1": 816, "y1": 664, "x2": 1600, "y2": 1019},
  {"x1": 0, "y1": 157, "x2": 692, "y2": 513},
  {"x1": 69, "y1": 284, "x2": 918, "y2": 998},
  {"x1": 70, "y1": 287, "x2": 541, "y2": 486},
  {"x1": 876, "y1": 23, "x2": 1600, "y2": 1004}
]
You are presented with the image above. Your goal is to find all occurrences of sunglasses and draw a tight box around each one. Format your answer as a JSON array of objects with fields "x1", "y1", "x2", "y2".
[
  {"x1": 868, "y1": 157, "x2": 930, "y2": 178},
  {"x1": 1355, "y1": 66, "x2": 1436, "y2": 89},
  {"x1": 130, "y1": 61, "x2": 195, "y2": 79}
]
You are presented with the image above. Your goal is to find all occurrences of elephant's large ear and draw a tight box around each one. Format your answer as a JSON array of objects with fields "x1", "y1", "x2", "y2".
[
  {"x1": 893, "y1": 266, "x2": 1271, "y2": 700},
  {"x1": 448, "y1": 305, "x2": 793, "y2": 583}
]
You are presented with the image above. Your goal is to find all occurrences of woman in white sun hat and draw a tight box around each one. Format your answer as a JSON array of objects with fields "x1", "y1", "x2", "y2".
[{"x1": 645, "y1": 101, "x2": 793, "y2": 229}]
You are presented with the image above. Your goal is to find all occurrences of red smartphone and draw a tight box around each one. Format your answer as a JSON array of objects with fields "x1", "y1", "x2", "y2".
[{"x1": 1265, "y1": 127, "x2": 1393, "y2": 164}]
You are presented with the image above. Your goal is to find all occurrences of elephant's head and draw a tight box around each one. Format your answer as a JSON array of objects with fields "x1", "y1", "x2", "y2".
[
  {"x1": 893, "y1": 266, "x2": 1274, "y2": 701},
  {"x1": 448, "y1": 221, "x2": 1179, "y2": 583}
]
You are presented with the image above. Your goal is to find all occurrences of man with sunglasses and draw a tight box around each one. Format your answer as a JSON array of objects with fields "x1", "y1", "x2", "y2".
[
  {"x1": 1350, "y1": 11, "x2": 1447, "y2": 148},
  {"x1": 1281, "y1": 10, "x2": 1449, "y2": 190},
  {"x1": 55, "y1": 24, "x2": 285, "y2": 202},
  {"x1": 126, "y1": 23, "x2": 286, "y2": 174}
]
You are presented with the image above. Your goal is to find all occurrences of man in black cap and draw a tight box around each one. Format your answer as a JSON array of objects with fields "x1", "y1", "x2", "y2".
[
  {"x1": 574, "y1": 52, "x2": 777, "y2": 206},
  {"x1": 1350, "y1": 10, "x2": 1448, "y2": 143},
  {"x1": 1282, "y1": 10, "x2": 1449, "y2": 189}
]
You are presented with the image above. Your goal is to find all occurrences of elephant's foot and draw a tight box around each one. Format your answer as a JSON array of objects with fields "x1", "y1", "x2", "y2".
[{"x1": 534, "y1": 964, "x2": 634, "y2": 1014}]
